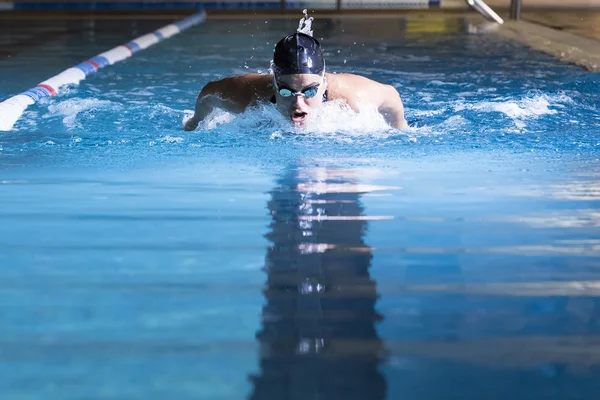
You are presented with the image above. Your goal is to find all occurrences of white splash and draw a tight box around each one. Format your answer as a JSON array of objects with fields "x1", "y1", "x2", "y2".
[
  {"x1": 298, "y1": 100, "x2": 392, "y2": 135},
  {"x1": 451, "y1": 93, "x2": 573, "y2": 131},
  {"x1": 195, "y1": 99, "x2": 402, "y2": 141},
  {"x1": 202, "y1": 109, "x2": 237, "y2": 130},
  {"x1": 297, "y1": 9, "x2": 314, "y2": 37},
  {"x1": 457, "y1": 94, "x2": 572, "y2": 120},
  {"x1": 43, "y1": 98, "x2": 118, "y2": 129},
  {"x1": 158, "y1": 135, "x2": 184, "y2": 143}
]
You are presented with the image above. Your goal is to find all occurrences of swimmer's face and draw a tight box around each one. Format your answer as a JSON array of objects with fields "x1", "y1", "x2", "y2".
[{"x1": 273, "y1": 73, "x2": 327, "y2": 125}]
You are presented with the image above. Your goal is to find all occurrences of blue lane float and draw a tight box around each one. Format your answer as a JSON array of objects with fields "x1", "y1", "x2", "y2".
[{"x1": 0, "y1": 11, "x2": 207, "y2": 131}]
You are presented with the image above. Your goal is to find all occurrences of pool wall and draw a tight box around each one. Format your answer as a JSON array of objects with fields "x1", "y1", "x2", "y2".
[
  {"x1": 0, "y1": 0, "x2": 442, "y2": 11},
  {"x1": 2, "y1": 0, "x2": 600, "y2": 11}
]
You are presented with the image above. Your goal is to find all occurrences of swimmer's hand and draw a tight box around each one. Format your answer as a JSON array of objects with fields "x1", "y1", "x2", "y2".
[
  {"x1": 184, "y1": 85, "x2": 227, "y2": 131},
  {"x1": 378, "y1": 85, "x2": 408, "y2": 129},
  {"x1": 183, "y1": 117, "x2": 199, "y2": 131}
]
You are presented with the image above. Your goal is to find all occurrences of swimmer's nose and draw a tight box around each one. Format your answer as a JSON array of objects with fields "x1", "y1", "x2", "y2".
[{"x1": 293, "y1": 95, "x2": 306, "y2": 106}]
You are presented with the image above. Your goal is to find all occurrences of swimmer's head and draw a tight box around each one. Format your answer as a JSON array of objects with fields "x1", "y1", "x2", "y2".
[
  {"x1": 272, "y1": 32, "x2": 325, "y2": 76},
  {"x1": 271, "y1": 33, "x2": 327, "y2": 125}
]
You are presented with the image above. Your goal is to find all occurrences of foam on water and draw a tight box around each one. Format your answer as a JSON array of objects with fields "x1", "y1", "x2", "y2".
[
  {"x1": 42, "y1": 98, "x2": 119, "y2": 130},
  {"x1": 405, "y1": 92, "x2": 576, "y2": 134},
  {"x1": 187, "y1": 98, "x2": 395, "y2": 141},
  {"x1": 2, "y1": 89, "x2": 586, "y2": 156},
  {"x1": 151, "y1": 135, "x2": 185, "y2": 145},
  {"x1": 463, "y1": 93, "x2": 571, "y2": 120}
]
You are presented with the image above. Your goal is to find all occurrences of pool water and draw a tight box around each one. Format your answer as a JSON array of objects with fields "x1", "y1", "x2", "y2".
[{"x1": 1, "y1": 14, "x2": 600, "y2": 399}]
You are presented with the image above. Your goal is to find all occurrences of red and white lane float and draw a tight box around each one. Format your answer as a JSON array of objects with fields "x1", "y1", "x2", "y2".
[{"x1": 0, "y1": 10, "x2": 206, "y2": 131}]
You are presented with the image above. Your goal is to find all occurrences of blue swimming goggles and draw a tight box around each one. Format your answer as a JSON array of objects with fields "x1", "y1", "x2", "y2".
[{"x1": 273, "y1": 76, "x2": 323, "y2": 98}]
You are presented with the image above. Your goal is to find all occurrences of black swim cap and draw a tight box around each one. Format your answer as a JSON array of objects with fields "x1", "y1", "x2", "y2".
[{"x1": 272, "y1": 32, "x2": 325, "y2": 76}]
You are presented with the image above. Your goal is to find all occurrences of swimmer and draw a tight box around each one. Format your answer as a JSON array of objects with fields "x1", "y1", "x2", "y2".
[{"x1": 184, "y1": 32, "x2": 408, "y2": 130}]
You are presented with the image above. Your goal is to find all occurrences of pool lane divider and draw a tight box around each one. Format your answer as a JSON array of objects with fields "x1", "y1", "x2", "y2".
[{"x1": 0, "y1": 11, "x2": 206, "y2": 131}]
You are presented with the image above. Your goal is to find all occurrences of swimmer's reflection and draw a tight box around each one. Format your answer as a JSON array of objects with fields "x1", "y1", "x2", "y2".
[{"x1": 249, "y1": 167, "x2": 386, "y2": 400}]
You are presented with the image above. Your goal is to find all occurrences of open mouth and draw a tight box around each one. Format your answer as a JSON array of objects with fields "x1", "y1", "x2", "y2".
[{"x1": 291, "y1": 111, "x2": 308, "y2": 123}]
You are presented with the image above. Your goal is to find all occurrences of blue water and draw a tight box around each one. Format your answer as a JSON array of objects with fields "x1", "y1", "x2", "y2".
[{"x1": 1, "y1": 15, "x2": 600, "y2": 399}]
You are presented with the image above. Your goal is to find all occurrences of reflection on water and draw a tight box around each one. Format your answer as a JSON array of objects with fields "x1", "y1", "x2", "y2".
[
  {"x1": 513, "y1": 178, "x2": 600, "y2": 202},
  {"x1": 249, "y1": 166, "x2": 386, "y2": 400},
  {"x1": 247, "y1": 161, "x2": 600, "y2": 400}
]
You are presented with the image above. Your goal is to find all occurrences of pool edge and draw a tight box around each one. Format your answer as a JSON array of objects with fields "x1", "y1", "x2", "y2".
[{"x1": 495, "y1": 20, "x2": 600, "y2": 72}]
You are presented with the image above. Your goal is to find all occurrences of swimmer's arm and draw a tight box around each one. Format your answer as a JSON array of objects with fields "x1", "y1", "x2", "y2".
[
  {"x1": 378, "y1": 85, "x2": 408, "y2": 129},
  {"x1": 183, "y1": 79, "x2": 247, "y2": 131}
]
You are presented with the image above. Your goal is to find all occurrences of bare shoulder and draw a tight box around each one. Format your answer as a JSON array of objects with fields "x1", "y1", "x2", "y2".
[
  {"x1": 205, "y1": 74, "x2": 272, "y2": 94},
  {"x1": 329, "y1": 73, "x2": 393, "y2": 91},
  {"x1": 202, "y1": 73, "x2": 273, "y2": 106},
  {"x1": 326, "y1": 73, "x2": 400, "y2": 108},
  {"x1": 226, "y1": 73, "x2": 272, "y2": 86}
]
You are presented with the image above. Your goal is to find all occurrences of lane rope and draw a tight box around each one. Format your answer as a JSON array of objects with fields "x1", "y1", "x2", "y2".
[{"x1": 0, "y1": 10, "x2": 206, "y2": 131}]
